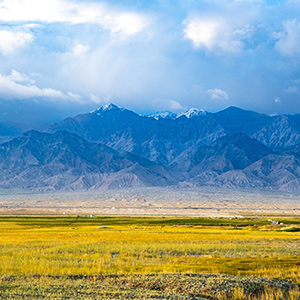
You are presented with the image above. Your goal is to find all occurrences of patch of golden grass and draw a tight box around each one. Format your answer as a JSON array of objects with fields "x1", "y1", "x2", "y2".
[
  {"x1": 0, "y1": 217, "x2": 299, "y2": 284},
  {"x1": 1, "y1": 274, "x2": 298, "y2": 300},
  {"x1": 229, "y1": 285, "x2": 300, "y2": 300}
]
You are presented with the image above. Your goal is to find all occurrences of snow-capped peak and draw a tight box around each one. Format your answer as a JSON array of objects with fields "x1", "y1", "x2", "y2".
[
  {"x1": 147, "y1": 108, "x2": 207, "y2": 120},
  {"x1": 147, "y1": 111, "x2": 177, "y2": 120},
  {"x1": 90, "y1": 103, "x2": 122, "y2": 114},
  {"x1": 176, "y1": 108, "x2": 206, "y2": 119},
  {"x1": 102, "y1": 103, "x2": 121, "y2": 111}
]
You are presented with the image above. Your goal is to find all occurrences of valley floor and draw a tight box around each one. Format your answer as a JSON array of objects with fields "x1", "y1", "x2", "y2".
[
  {"x1": 0, "y1": 214, "x2": 299, "y2": 299},
  {"x1": 1, "y1": 274, "x2": 299, "y2": 299},
  {"x1": 0, "y1": 187, "x2": 299, "y2": 217}
]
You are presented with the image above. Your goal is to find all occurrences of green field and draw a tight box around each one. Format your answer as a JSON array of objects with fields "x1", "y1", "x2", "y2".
[{"x1": 0, "y1": 216, "x2": 299, "y2": 299}]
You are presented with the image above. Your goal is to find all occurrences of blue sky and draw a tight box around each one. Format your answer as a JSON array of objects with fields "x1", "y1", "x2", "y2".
[{"x1": 0, "y1": 0, "x2": 300, "y2": 124}]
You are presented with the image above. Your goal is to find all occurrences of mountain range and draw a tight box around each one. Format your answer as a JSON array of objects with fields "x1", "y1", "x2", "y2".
[{"x1": 1, "y1": 103, "x2": 300, "y2": 191}]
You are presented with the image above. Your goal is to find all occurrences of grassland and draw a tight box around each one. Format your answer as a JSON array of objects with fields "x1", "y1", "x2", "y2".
[{"x1": 0, "y1": 216, "x2": 299, "y2": 299}]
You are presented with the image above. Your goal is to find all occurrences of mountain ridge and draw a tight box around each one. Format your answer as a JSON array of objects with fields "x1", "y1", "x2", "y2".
[{"x1": 1, "y1": 103, "x2": 300, "y2": 191}]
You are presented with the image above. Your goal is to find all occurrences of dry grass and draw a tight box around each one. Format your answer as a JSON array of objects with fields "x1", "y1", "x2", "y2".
[
  {"x1": 0, "y1": 274, "x2": 299, "y2": 299},
  {"x1": 0, "y1": 216, "x2": 299, "y2": 299}
]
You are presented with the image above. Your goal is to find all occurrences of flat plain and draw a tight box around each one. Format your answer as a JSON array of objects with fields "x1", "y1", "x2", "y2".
[
  {"x1": 0, "y1": 187, "x2": 299, "y2": 217},
  {"x1": 0, "y1": 188, "x2": 299, "y2": 299},
  {"x1": 0, "y1": 214, "x2": 300, "y2": 299}
]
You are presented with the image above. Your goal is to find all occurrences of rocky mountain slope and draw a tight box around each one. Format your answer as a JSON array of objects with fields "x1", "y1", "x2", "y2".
[
  {"x1": 1, "y1": 103, "x2": 300, "y2": 191},
  {"x1": 0, "y1": 130, "x2": 181, "y2": 191}
]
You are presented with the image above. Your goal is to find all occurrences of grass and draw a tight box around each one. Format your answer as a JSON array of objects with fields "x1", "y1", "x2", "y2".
[
  {"x1": 0, "y1": 216, "x2": 299, "y2": 299},
  {"x1": 0, "y1": 274, "x2": 299, "y2": 299}
]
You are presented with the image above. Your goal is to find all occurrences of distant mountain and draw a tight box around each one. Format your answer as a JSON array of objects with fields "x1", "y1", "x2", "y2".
[
  {"x1": 44, "y1": 103, "x2": 225, "y2": 165},
  {"x1": 147, "y1": 108, "x2": 207, "y2": 120},
  {"x1": 252, "y1": 115, "x2": 300, "y2": 151},
  {"x1": 2, "y1": 103, "x2": 300, "y2": 191},
  {"x1": 147, "y1": 111, "x2": 177, "y2": 120},
  {"x1": 44, "y1": 103, "x2": 143, "y2": 142},
  {"x1": 214, "y1": 106, "x2": 272, "y2": 135},
  {"x1": 208, "y1": 154, "x2": 300, "y2": 191},
  {"x1": 177, "y1": 108, "x2": 207, "y2": 119},
  {"x1": 0, "y1": 130, "x2": 181, "y2": 191},
  {"x1": 170, "y1": 134, "x2": 272, "y2": 174}
]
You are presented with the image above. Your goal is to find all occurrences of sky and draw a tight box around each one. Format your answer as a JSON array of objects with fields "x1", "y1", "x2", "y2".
[{"x1": 0, "y1": 0, "x2": 300, "y2": 124}]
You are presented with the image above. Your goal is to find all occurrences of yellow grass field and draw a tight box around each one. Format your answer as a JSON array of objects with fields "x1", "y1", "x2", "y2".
[{"x1": 0, "y1": 216, "x2": 299, "y2": 299}]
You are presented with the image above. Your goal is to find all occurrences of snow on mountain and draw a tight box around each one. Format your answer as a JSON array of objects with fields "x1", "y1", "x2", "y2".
[
  {"x1": 147, "y1": 111, "x2": 177, "y2": 120},
  {"x1": 2, "y1": 104, "x2": 300, "y2": 191},
  {"x1": 147, "y1": 108, "x2": 206, "y2": 120},
  {"x1": 90, "y1": 103, "x2": 123, "y2": 114},
  {"x1": 176, "y1": 108, "x2": 207, "y2": 119}
]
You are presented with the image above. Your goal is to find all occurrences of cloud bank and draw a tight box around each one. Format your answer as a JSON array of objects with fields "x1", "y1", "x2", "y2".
[
  {"x1": 0, "y1": 0, "x2": 300, "y2": 123},
  {"x1": 207, "y1": 89, "x2": 229, "y2": 100},
  {"x1": 0, "y1": 0, "x2": 149, "y2": 36},
  {"x1": 275, "y1": 19, "x2": 300, "y2": 57},
  {"x1": 0, "y1": 30, "x2": 33, "y2": 55}
]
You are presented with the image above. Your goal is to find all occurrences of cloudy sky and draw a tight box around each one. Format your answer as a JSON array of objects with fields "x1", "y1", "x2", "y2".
[{"x1": 0, "y1": 0, "x2": 300, "y2": 124}]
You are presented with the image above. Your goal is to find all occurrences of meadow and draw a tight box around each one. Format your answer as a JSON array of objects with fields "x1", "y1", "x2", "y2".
[{"x1": 0, "y1": 216, "x2": 299, "y2": 299}]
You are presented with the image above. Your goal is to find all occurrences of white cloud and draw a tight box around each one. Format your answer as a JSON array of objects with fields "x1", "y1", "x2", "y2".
[
  {"x1": 0, "y1": 0, "x2": 149, "y2": 37},
  {"x1": 207, "y1": 88, "x2": 229, "y2": 100},
  {"x1": 286, "y1": 86, "x2": 299, "y2": 93},
  {"x1": 0, "y1": 70, "x2": 79, "y2": 101},
  {"x1": 0, "y1": 0, "x2": 71, "y2": 23},
  {"x1": 112, "y1": 13, "x2": 148, "y2": 36},
  {"x1": 274, "y1": 97, "x2": 281, "y2": 103},
  {"x1": 0, "y1": 70, "x2": 110, "y2": 104},
  {"x1": 183, "y1": 17, "x2": 252, "y2": 54},
  {"x1": 89, "y1": 93, "x2": 102, "y2": 104},
  {"x1": 72, "y1": 44, "x2": 90, "y2": 56},
  {"x1": 275, "y1": 19, "x2": 300, "y2": 57},
  {"x1": 151, "y1": 98, "x2": 184, "y2": 111},
  {"x1": 0, "y1": 71, "x2": 65, "y2": 100},
  {"x1": 0, "y1": 30, "x2": 33, "y2": 55},
  {"x1": 8, "y1": 70, "x2": 35, "y2": 84},
  {"x1": 168, "y1": 100, "x2": 183, "y2": 110},
  {"x1": 67, "y1": 92, "x2": 83, "y2": 102},
  {"x1": 183, "y1": 19, "x2": 218, "y2": 50}
]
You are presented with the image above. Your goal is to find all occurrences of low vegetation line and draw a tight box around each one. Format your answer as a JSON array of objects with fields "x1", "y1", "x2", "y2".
[{"x1": 0, "y1": 216, "x2": 299, "y2": 299}]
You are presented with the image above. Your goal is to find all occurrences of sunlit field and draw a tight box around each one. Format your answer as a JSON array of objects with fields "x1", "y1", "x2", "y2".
[{"x1": 0, "y1": 216, "x2": 299, "y2": 299}]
